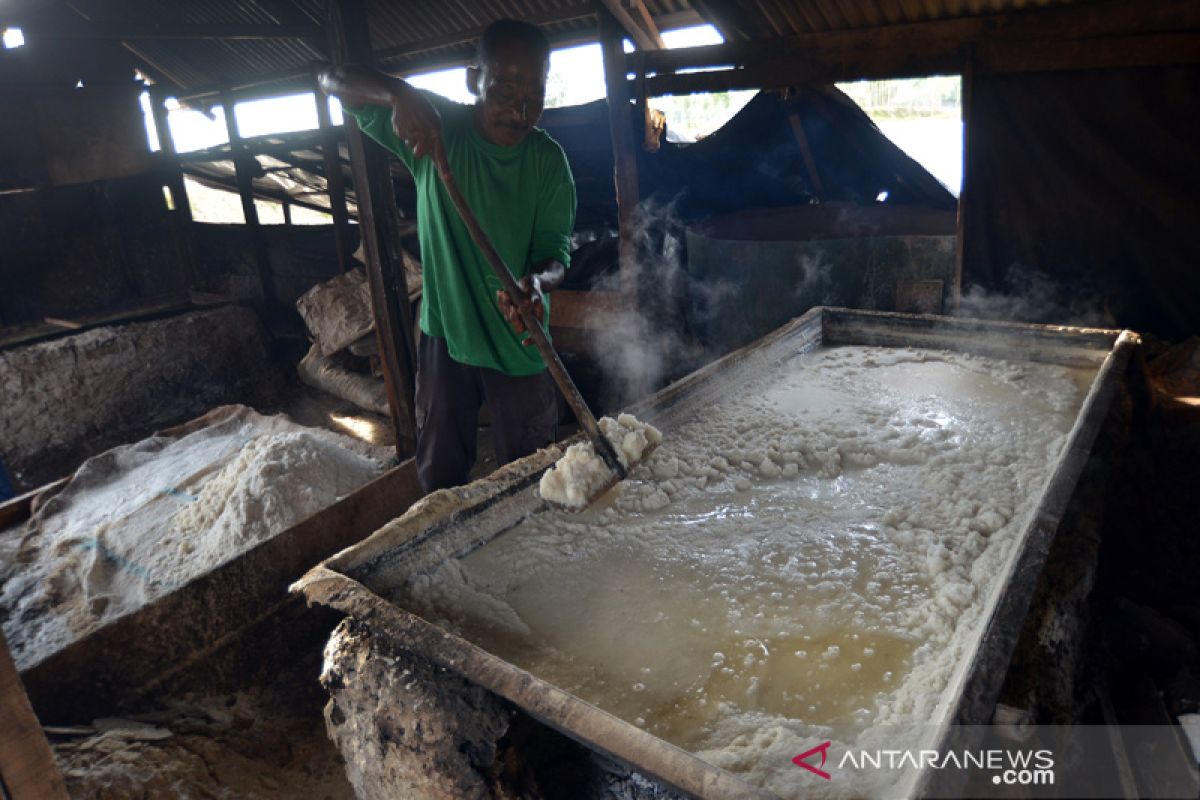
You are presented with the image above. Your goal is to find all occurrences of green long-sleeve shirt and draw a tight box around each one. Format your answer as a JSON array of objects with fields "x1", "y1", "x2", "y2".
[{"x1": 347, "y1": 95, "x2": 576, "y2": 376}]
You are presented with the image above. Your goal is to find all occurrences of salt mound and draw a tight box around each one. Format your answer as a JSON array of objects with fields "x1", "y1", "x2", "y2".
[
  {"x1": 538, "y1": 414, "x2": 662, "y2": 508},
  {"x1": 175, "y1": 431, "x2": 382, "y2": 555}
]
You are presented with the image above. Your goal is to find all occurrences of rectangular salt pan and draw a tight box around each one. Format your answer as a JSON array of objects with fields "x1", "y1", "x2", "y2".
[{"x1": 392, "y1": 345, "x2": 1097, "y2": 798}]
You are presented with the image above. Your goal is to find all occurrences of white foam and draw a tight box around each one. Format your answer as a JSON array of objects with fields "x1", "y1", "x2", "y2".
[{"x1": 395, "y1": 345, "x2": 1090, "y2": 798}]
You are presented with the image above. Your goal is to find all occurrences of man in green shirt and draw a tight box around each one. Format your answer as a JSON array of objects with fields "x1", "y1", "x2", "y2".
[{"x1": 319, "y1": 19, "x2": 576, "y2": 491}]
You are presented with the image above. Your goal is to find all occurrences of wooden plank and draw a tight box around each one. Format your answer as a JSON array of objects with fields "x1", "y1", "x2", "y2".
[
  {"x1": 952, "y1": 52, "x2": 972, "y2": 310},
  {"x1": 177, "y1": 127, "x2": 335, "y2": 164},
  {"x1": 41, "y1": 318, "x2": 82, "y2": 331},
  {"x1": 635, "y1": 0, "x2": 1200, "y2": 75},
  {"x1": 786, "y1": 113, "x2": 824, "y2": 196},
  {"x1": 597, "y1": 0, "x2": 663, "y2": 51},
  {"x1": 329, "y1": 0, "x2": 418, "y2": 459},
  {"x1": 630, "y1": 0, "x2": 664, "y2": 49},
  {"x1": 149, "y1": 87, "x2": 198, "y2": 291},
  {"x1": 0, "y1": 297, "x2": 194, "y2": 353},
  {"x1": 0, "y1": 630, "x2": 69, "y2": 799},
  {"x1": 634, "y1": 0, "x2": 1200, "y2": 94},
  {"x1": 180, "y1": 167, "x2": 338, "y2": 219},
  {"x1": 221, "y1": 90, "x2": 274, "y2": 304},
  {"x1": 314, "y1": 83, "x2": 353, "y2": 273},
  {"x1": 0, "y1": 479, "x2": 68, "y2": 533},
  {"x1": 979, "y1": 32, "x2": 1200, "y2": 75},
  {"x1": 599, "y1": 8, "x2": 642, "y2": 304}
]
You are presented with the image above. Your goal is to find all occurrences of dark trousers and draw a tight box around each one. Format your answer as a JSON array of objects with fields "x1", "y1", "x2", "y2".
[{"x1": 415, "y1": 332, "x2": 558, "y2": 492}]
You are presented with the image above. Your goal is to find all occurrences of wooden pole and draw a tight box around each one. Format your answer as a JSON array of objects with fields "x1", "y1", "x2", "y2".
[
  {"x1": 0, "y1": 630, "x2": 69, "y2": 800},
  {"x1": 787, "y1": 112, "x2": 824, "y2": 197},
  {"x1": 599, "y1": 5, "x2": 642, "y2": 304},
  {"x1": 314, "y1": 84, "x2": 353, "y2": 274},
  {"x1": 328, "y1": 0, "x2": 418, "y2": 457},
  {"x1": 149, "y1": 88, "x2": 198, "y2": 290},
  {"x1": 953, "y1": 52, "x2": 973, "y2": 311},
  {"x1": 597, "y1": 0, "x2": 662, "y2": 50},
  {"x1": 221, "y1": 91, "x2": 274, "y2": 304}
]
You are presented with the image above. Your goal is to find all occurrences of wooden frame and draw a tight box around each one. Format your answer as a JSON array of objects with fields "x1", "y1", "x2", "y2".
[{"x1": 295, "y1": 307, "x2": 1137, "y2": 800}]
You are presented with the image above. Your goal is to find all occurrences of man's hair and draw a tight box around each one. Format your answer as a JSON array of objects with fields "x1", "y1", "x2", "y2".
[{"x1": 477, "y1": 18, "x2": 550, "y2": 66}]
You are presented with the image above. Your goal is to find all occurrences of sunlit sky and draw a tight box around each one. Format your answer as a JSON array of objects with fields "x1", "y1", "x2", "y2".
[
  {"x1": 128, "y1": 22, "x2": 959, "y2": 193},
  {"x1": 140, "y1": 25, "x2": 724, "y2": 153}
]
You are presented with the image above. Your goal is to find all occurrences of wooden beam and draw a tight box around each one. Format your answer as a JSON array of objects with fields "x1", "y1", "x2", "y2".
[
  {"x1": 640, "y1": 31, "x2": 1200, "y2": 95},
  {"x1": 6, "y1": 19, "x2": 322, "y2": 40},
  {"x1": 314, "y1": 85, "x2": 353, "y2": 273},
  {"x1": 978, "y1": 31, "x2": 1200, "y2": 75},
  {"x1": 221, "y1": 91, "x2": 275, "y2": 304},
  {"x1": 597, "y1": 0, "x2": 662, "y2": 51},
  {"x1": 0, "y1": 479, "x2": 68, "y2": 532},
  {"x1": 149, "y1": 87, "x2": 198, "y2": 291},
  {"x1": 953, "y1": 52, "x2": 973, "y2": 311},
  {"x1": 599, "y1": 7, "x2": 642, "y2": 303},
  {"x1": 786, "y1": 113, "x2": 824, "y2": 196},
  {"x1": 637, "y1": 0, "x2": 1200, "y2": 74},
  {"x1": 685, "y1": 0, "x2": 763, "y2": 41},
  {"x1": 181, "y1": 167, "x2": 337, "y2": 219},
  {"x1": 630, "y1": 0, "x2": 664, "y2": 48},
  {"x1": 0, "y1": 630, "x2": 69, "y2": 800},
  {"x1": 633, "y1": 0, "x2": 1200, "y2": 94},
  {"x1": 177, "y1": 127, "x2": 342, "y2": 163},
  {"x1": 177, "y1": 70, "x2": 321, "y2": 104},
  {"x1": 329, "y1": 0, "x2": 418, "y2": 459}
]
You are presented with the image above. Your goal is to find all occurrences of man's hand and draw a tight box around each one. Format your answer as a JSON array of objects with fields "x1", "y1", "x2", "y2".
[
  {"x1": 391, "y1": 84, "x2": 445, "y2": 167},
  {"x1": 317, "y1": 65, "x2": 446, "y2": 167},
  {"x1": 497, "y1": 275, "x2": 545, "y2": 345}
]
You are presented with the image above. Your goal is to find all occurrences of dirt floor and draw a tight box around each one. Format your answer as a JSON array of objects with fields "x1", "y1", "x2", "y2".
[{"x1": 50, "y1": 645, "x2": 356, "y2": 800}]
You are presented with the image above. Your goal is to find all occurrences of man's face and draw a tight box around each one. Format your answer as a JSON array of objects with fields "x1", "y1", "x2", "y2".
[{"x1": 472, "y1": 39, "x2": 548, "y2": 147}]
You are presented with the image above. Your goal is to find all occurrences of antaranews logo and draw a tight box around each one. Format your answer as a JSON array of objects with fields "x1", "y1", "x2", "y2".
[
  {"x1": 793, "y1": 740, "x2": 1056, "y2": 787},
  {"x1": 792, "y1": 741, "x2": 833, "y2": 780}
]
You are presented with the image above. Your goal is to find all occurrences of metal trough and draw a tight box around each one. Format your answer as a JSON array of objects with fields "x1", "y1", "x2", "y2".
[{"x1": 294, "y1": 307, "x2": 1137, "y2": 799}]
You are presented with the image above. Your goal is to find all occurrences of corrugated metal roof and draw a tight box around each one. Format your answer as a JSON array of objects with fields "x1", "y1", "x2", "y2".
[
  {"x1": 25, "y1": 0, "x2": 1086, "y2": 95},
  {"x1": 710, "y1": 0, "x2": 1075, "y2": 38}
]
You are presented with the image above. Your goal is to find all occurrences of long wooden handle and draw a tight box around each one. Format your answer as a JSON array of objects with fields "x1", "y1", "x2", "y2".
[{"x1": 434, "y1": 159, "x2": 627, "y2": 479}]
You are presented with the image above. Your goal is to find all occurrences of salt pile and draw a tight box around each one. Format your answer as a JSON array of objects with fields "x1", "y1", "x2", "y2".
[
  {"x1": 173, "y1": 431, "x2": 382, "y2": 555},
  {"x1": 538, "y1": 414, "x2": 662, "y2": 508},
  {"x1": 394, "y1": 345, "x2": 1091, "y2": 798},
  {"x1": 1, "y1": 414, "x2": 384, "y2": 670}
]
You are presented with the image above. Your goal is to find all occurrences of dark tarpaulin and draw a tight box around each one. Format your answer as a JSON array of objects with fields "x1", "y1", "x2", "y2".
[
  {"x1": 539, "y1": 86, "x2": 957, "y2": 231},
  {"x1": 963, "y1": 66, "x2": 1200, "y2": 339}
]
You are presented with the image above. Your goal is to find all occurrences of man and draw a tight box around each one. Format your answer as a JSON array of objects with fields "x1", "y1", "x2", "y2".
[{"x1": 319, "y1": 19, "x2": 576, "y2": 492}]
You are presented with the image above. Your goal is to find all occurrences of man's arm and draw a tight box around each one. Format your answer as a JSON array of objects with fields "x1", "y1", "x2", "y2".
[{"x1": 318, "y1": 65, "x2": 444, "y2": 162}]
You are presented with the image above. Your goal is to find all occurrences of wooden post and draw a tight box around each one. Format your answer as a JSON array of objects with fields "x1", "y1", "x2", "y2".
[
  {"x1": 221, "y1": 90, "x2": 274, "y2": 304},
  {"x1": 282, "y1": 199, "x2": 292, "y2": 225},
  {"x1": 328, "y1": 0, "x2": 418, "y2": 457},
  {"x1": 314, "y1": 82, "x2": 353, "y2": 273},
  {"x1": 787, "y1": 112, "x2": 824, "y2": 197},
  {"x1": 953, "y1": 52, "x2": 973, "y2": 310},
  {"x1": 599, "y1": 6, "x2": 642, "y2": 304},
  {"x1": 149, "y1": 87, "x2": 197, "y2": 289},
  {"x1": 0, "y1": 631, "x2": 69, "y2": 800}
]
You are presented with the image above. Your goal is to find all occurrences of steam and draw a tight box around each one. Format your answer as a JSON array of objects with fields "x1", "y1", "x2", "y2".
[
  {"x1": 955, "y1": 263, "x2": 1112, "y2": 327},
  {"x1": 581, "y1": 198, "x2": 708, "y2": 410},
  {"x1": 794, "y1": 250, "x2": 834, "y2": 304}
]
